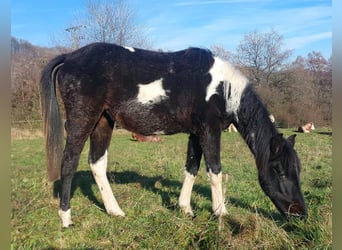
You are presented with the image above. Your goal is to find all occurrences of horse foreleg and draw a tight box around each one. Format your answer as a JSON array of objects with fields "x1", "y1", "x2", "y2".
[
  {"x1": 201, "y1": 129, "x2": 228, "y2": 216},
  {"x1": 179, "y1": 172, "x2": 196, "y2": 216},
  {"x1": 208, "y1": 170, "x2": 227, "y2": 216},
  {"x1": 179, "y1": 134, "x2": 202, "y2": 216},
  {"x1": 90, "y1": 150, "x2": 125, "y2": 217}
]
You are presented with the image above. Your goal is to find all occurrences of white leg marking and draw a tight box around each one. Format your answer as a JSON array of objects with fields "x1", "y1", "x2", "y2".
[
  {"x1": 90, "y1": 150, "x2": 126, "y2": 217},
  {"x1": 208, "y1": 170, "x2": 228, "y2": 216},
  {"x1": 58, "y1": 209, "x2": 73, "y2": 228},
  {"x1": 179, "y1": 171, "x2": 196, "y2": 216},
  {"x1": 137, "y1": 78, "x2": 168, "y2": 104}
]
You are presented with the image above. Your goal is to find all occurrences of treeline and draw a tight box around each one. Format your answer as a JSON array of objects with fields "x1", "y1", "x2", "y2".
[
  {"x1": 11, "y1": 37, "x2": 69, "y2": 127},
  {"x1": 246, "y1": 52, "x2": 332, "y2": 128},
  {"x1": 11, "y1": 36, "x2": 331, "y2": 129},
  {"x1": 211, "y1": 29, "x2": 331, "y2": 128}
]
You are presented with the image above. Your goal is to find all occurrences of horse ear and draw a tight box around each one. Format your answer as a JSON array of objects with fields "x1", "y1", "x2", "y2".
[
  {"x1": 287, "y1": 134, "x2": 296, "y2": 147},
  {"x1": 270, "y1": 133, "x2": 285, "y2": 155}
]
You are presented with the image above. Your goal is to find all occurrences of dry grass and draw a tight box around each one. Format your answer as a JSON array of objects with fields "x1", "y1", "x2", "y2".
[{"x1": 11, "y1": 128, "x2": 43, "y2": 140}]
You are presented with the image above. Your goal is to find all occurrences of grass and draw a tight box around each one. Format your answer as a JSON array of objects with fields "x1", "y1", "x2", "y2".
[{"x1": 11, "y1": 128, "x2": 332, "y2": 249}]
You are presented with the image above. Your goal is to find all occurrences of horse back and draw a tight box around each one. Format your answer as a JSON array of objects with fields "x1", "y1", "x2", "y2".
[{"x1": 56, "y1": 43, "x2": 219, "y2": 135}]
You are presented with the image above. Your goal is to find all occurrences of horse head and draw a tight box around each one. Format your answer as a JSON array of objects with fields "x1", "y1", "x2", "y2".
[{"x1": 258, "y1": 134, "x2": 307, "y2": 218}]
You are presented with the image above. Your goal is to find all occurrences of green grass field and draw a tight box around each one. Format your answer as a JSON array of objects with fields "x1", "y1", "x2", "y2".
[{"x1": 11, "y1": 128, "x2": 332, "y2": 249}]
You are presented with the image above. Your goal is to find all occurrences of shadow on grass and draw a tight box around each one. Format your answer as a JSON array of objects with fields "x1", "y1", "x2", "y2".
[
  {"x1": 291, "y1": 130, "x2": 332, "y2": 136},
  {"x1": 228, "y1": 197, "x2": 284, "y2": 221},
  {"x1": 53, "y1": 170, "x2": 286, "y2": 222},
  {"x1": 317, "y1": 131, "x2": 332, "y2": 136}
]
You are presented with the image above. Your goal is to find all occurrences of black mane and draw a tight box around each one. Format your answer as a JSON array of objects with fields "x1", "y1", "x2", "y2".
[{"x1": 236, "y1": 85, "x2": 278, "y2": 173}]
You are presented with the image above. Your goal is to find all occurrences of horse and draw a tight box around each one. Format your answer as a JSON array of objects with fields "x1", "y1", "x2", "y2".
[
  {"x1": 298, "y1": 122, "x2": 315, "y2": 133},
  {"x1": 227, "y1": 123, "x2": 237, "y2": 132},
  {"x1": 131, "y1": 132, "x2": 161, "y2": 142},
  {"x1": 227, "y1": 114, "x2": 274, "y2": 133},
  {"x1": 40, "y1": 43, "x2": 307, "y2": 227},
  {"x1": 269, "y1": 114, "x2": 275, "y2": 124}
]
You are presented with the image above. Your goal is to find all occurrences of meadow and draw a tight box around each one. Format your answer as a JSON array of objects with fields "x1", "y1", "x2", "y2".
[{"x1": 11, "y1": 128, "x2": 332, "y2": 249}]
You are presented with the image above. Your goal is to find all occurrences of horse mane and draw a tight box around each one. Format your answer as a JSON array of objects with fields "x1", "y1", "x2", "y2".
[{"x1": 236, "y1": 85, "x2": 278, "y2": 175}]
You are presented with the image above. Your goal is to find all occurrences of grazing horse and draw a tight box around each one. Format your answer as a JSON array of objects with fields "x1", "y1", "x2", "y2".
[
  {"x1": 132, "y1": 132, "x2": 161, "y2": 142},
  {"x1": 40, "y1": 43, "x2": 307, "y2": 227},
  {"x1": 298, "y1": 122, "x2": 315, "y2": 133}
]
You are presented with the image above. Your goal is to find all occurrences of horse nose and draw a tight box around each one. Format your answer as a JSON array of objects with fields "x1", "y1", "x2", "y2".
[{"x1": 288, "y1": 201, "x2": 307, "y2": 217}]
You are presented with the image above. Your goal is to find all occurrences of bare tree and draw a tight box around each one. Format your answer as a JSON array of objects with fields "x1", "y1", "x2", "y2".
[
  {"x1": 11, "y1": 38, "x2": 58, "y2": 122},
  {"x1": 306, "y1": 51, "x2": 332, "y2": 124},
  {"x1": 65, "y1": 25, "x2": 86, "y2": 49},
  {"x1": 64, "y1": 0, "x2": 151, "y2": 49},
  {"x1": 267, "y1": 52, "x2": 332, "y2": 127},
  {"x1": 235, "y1": 29, "x2": 292, "y2": 86}
]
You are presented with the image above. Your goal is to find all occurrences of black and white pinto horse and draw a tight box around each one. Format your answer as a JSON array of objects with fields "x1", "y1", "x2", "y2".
[{"x1": 40, "y1": 43, "x2": 307, "y2": 227}]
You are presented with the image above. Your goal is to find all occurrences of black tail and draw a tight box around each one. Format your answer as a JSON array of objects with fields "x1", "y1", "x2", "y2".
[{"x1": 40, "y1": 54, "x2": 66, "y2": 181}]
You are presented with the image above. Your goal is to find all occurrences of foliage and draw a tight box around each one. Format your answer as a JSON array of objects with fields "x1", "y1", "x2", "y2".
[
  {"x1": 220, "y1": 29, "x2": 332, "y2": 127},
  {"x1": 11, "y1": 128, "x2": 332, "y2": 249}
]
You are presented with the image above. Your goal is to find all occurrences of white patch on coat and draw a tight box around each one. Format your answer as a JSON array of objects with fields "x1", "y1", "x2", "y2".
[
  {"x1": 208, "y1": 170, "x2": 228, "y2": 216},
  {"x1": 179, "y1": 171, "x2": 196, "y2": 216},
  {"x1": 206, "y1": 57, "x2": 249, "y2": 115},
  {"x1": 137, "y1": 78, "x2": 168, "y2": 104},
  {"x1": 90, "y1": 150, "x2": 126, "y2": 217},
  {"x1": 123, "y1": 46, "x2": 135, "y2": 52},
  {"x1": 58, "y1": 209, "x2": 73, "y2": 228}
]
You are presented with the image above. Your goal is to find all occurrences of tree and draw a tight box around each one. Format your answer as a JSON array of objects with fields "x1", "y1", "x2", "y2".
[
  {"x1": 64, "y1": 0, "x2": 151, "y2": 49},
  {"x1": 272, "y1": 52, "x2": 332, "y2": 127},
  {"x1": 306, "y1": 52, "x2": 332, "y2": 124},
  {"x1": 11, "y1": 37, "x2": 59, "y2": 123},
  {"x1": 235, "y1": 29, "x2": 292, "y2": 86}
]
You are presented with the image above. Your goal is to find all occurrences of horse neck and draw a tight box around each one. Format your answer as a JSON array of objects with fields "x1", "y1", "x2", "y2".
[{"x1": 235, "y1": 85, "x2": 278, "y2": 170}]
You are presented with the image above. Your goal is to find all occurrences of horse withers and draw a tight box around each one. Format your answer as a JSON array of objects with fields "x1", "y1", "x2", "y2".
[{"x1": 40, "y1": 43, "x2": 307, "y2": 227}]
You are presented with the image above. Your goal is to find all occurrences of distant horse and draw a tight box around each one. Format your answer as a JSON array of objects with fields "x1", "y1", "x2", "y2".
[
  {"x1": 132, "y1": 132, "x2": 161, "y2": 142},
  {"x1": 40, "y1": 43, "x2": 307, "y2": 227},
  {"x1": 298, "y1": 122, "x2": 315, "y2": 133},
  {"x1": 269, "y1": 114, "x2": 275, "y2": 124},
  {"x1": 227, "y1": 123, "x2": 237, "y2": 132}
]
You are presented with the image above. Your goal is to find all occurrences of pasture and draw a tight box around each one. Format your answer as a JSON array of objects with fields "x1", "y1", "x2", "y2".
[{"x1": 11, "y1": 128, "x2": 331, "y2": 249}]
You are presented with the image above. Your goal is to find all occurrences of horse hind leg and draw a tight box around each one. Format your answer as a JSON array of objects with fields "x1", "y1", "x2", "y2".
[
  {"x1": 58, "y1": 109, "x2": 111, "y2": 227},
  {"x1": 59, "y1": 130, "x2": 89, "y2": 227},
  {"x1": 89, "y1": 113, "x2": 125, "y2": 217}
]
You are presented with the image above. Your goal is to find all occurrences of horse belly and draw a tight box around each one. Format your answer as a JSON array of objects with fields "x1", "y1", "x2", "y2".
[{"x1": 114, "y1": 101, "x2": 189, "y2": 135}]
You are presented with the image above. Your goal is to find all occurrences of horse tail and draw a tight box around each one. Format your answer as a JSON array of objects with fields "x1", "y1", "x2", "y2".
[{"x1": 40, "y1": 54, "x2": 66, "y2": 182}]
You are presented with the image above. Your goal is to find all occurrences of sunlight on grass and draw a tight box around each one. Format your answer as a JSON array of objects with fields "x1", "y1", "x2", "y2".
[{"x1": 11, "y1": 128, "x2": 332, "y2": 249}]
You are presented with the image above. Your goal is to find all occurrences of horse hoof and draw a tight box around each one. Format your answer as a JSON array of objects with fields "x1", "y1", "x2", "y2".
[
  {"x1": 180, "y1": 206, "x2": 194, "y2": 217},
  {"x1": 213, "y1": 207, "x2": 228, "y2": 217},
  {"x1": 62, "y1": 223, "x2": 74, "y2": 229},
  {"x1": 58, "y1": 209, "x2": 74, "y2": 228},
  {"x1": 108, "y1": 209, "x2": 126, "y2": 217}
]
